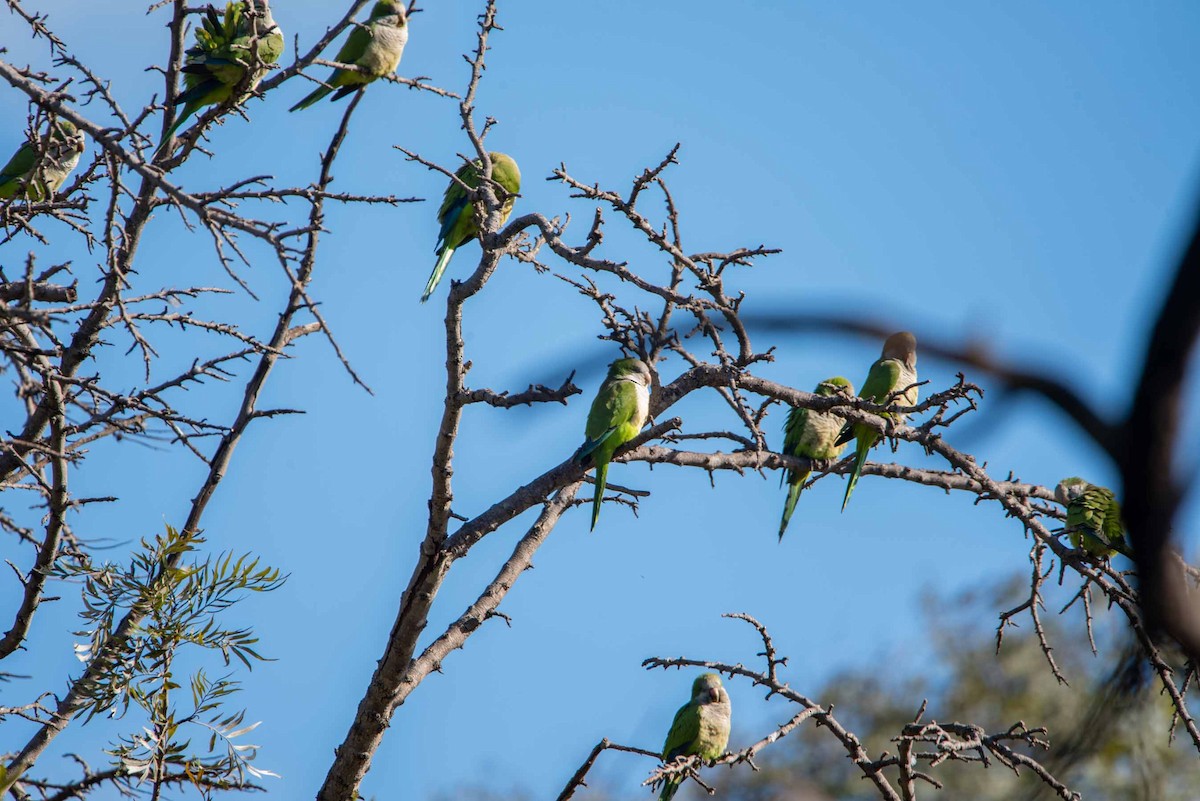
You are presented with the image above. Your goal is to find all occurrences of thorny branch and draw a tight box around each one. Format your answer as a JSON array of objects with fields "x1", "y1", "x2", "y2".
[
  {"x1": 541, "y1": 614, "x2": 1079, "y2": 801},
  {"x1": 315, "y1": 3, "x2": 1200, "y2": 792},
  {"x1": 3, "y1": 0, "x2": 1196, "y2": 798},
  {"x1": 0, "y1": 0, "x2": 428, "y2": 788}
]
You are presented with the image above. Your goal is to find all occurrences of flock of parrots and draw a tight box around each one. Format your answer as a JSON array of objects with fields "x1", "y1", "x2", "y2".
[
  {"x1": 1, "y1": 0, "x2": 521, "y2": 304},
  {"x1": 0, "y1": 2, "x2": 1131, "y2": 795}
]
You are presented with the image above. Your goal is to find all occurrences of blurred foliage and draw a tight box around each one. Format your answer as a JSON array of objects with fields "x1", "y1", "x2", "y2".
[{"x1": 713, "y1": 576, "x2": 1199, "y2": 801}]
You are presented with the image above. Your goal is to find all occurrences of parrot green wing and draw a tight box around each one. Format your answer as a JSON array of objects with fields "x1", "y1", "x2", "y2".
[
  {"x1": 1102, "y1": 493, "x2": 1129, "y2": 555},
  {"x1": 781, "y1": 406, "x2": 809, "y2": 468},
  {"x1": 658, "y1": 701, "x2": 701, "y2": 800},
  {"x1": 332, "y1": 19, "x2": 373, "y2": 68},
  {"x1": 835, "y1": 358, "x2": 901, "y2": 446},
  {"x1": 777, "y1": 405, "x2": 811, "y2": 539},
  {"x1": 1067, "y1": 488, "x2": 1108, "y2": 536},
  {"x1": 837, "y1": 358, "x2": 901, "y2": 509},
  {"x1": 578, "y1": 379, "x2": 640, "y2": 460},
  {"x1": 1068, "y1": 486, "x2": 1131, "y2": 558},
  {"x1": 662, "y1": 701, "x2": 701, "y2": 761},
  {"x1": 420, "y1": 163, "x2": 479, "y2": 301},
  {"x1": 860, "y1": 357, "x2": 902, "y2": 404},
  {"x1": 0, "y1": 142, "x2": 38, "y2": 196},
  {"x1": 436, "y1": 162, "x2": 480, "y2": 241}
]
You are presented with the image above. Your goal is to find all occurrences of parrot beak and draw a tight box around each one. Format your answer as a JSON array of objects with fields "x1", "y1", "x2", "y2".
[{"x1": 708, "y1": 688, "x2": 720, "y2": 703}]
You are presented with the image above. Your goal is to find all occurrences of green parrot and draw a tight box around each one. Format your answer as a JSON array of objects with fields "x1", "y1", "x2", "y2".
[
  {"x1": 160, "y1": 0, "x2": 283, "y2": 152},
  {"x1": 1054, "y1": 477, "x2": 1131, "y2": 560},
  {"x1": 0, "y1": 118, "x2": 86, "y2": 201},
  {"x1": 778, "y1": 376, "x2": 854, "y2": 540},
  {"x1": 289, "y1": 0, "x2": 408, "y2": 112},
  {"x1": 575, "y1": 357, "x2": 652, "y2": 531},
  {"x1": 836, "y1": 331, "x2": 918, "y2": 511},
  {"x1": 659, "y1": 673, "x2": 732, "y2": 801},
  {"x1": 422, "y1": 152, "x2": 521, "y2": 302}
]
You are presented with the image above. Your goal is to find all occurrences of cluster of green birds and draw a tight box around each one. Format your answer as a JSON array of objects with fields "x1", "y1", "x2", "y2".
[
  {"x1": 777, "y1": 330, "x2": 919, "y2": 539},
  {"x1": 166, "y1": 0, "x2": 525, "y2": 303},
  {"x1": 629, "y1": 339, "x2": 1130, "y2": 798},
  {"x1": 159, "y1": 0, "x2": 407, "y2": 152},
  {"x1": 574, "y1": 332, "x2": 1131, "y2": 567},
  {"x1": 160, "y1": 0, "x2": 524, "y2": 301},
  {"x1": 2, "y1": 1, "x2": 526, "y2": 304},
  {"x1": 2, "y1": 4, "x2": 1135, "y2": 799}
]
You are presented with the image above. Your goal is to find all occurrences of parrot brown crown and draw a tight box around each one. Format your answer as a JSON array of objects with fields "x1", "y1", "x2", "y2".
[{"x1": 881, "y1": 331, "x2": 917, "y2": 368}]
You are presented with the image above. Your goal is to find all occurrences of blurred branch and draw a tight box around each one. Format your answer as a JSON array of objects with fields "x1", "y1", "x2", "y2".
[
  {"x1": 745, "y1": 311, "x2": 1120, "y2": 459},
  {"x1": 1120, "y1": 200, "x2": 1200, "y2": 661}
]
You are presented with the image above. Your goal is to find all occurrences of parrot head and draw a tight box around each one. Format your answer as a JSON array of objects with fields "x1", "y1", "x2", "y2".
[
  {"x1": 45, "y1": 118, "x2": 86, "y2": 158},
  {"x1": 881, "y1": 331, "x2": 917, "y2": 369},
  {"x1": 608, "y1": 357, "x2": 652, "y2": 388},
  {"x1": 371, "y1": 0, "x2": 407, "y2": 22},
  {"x1": 815, "y1": 376, "x2": 853, "y2": 397},
  {"x1": 1055, "y1": 476, "x2": 1090, "y2": 506},
  {"x1": 691, "y1": 673, "x2": 727, "y2": 705},
  {"x1": 243, "y1": 0, "x2": 278, "y2": 34},
  {"x1": 486, "y1": 152, "x2": 522, "y2": 195}
]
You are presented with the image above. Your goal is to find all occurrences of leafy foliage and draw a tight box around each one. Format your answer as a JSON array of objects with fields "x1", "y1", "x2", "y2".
[{"x1": 53, "y1": 525, "x2": 283, "y2": 793}]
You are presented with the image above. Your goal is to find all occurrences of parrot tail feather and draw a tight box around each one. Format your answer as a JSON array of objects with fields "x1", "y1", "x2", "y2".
[
  {"x1": 173, "y1": 79, "x2": 217, "y2": 108},
  {"x1": 155, "y1": 104, "x2": 198, "y2": 160},
  {"x1": 779, "y1": 469, "x2": 810, "y2": 541},
  {"x1": 290, "y1": 85, "x2": 333, "y2": 112},
  {"x1": 659, "y1": 779, "x2": 680, "y2": 801},
  {"x1": 590, "y1": 461, "x2": 608, "y2": 532},
  {"x1": 841, "y1": 438, "x2": 871, "y2": 512},
  {"x1": 422, "y1": 245, "x2": 456, "y2": 302}
]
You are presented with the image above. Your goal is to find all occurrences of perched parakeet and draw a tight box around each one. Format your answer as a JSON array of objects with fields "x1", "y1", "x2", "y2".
[
  {"x1": 837, "y1": 331, "x2": 918, "y2": 511},
  {"x1": 422, "y1": 152, "x2": 521, "y2": 302},
  {"x1": 1054, "y1": 477, "x2": 1131, "y2": 560},
  {"x1": 575, "y1": 357, "x2": 652, "y2": 531},
  {"x1": 659, "y1": 673, "x2": 732, "y2": 801},
  {"x1": 289, "y1": 0, "x2": 408, "y2": 112},
  {"x1": 160, "y1": 0, "x2": 283, "y2": 151},
  {"x1": 778, "y1": 376, "x2": 854, "y2": 540},
  {"x1": 0, "y1": 119, "x2": 86, "y2": 201}
]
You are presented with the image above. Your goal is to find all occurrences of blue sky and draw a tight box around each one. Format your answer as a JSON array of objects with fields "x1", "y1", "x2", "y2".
[{"x1": 2, "y1": 1, "x2": 1199, "y2": 798}]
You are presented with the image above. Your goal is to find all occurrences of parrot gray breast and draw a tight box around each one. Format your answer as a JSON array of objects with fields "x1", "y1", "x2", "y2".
[
  {"x1": 361, "y1": 21, "x2": 408, "y2": 75},
  {"x1": 892, "y1": 363, "x2": 919, "y2": 425}
]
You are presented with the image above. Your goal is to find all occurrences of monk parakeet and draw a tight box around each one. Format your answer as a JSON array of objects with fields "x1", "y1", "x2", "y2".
[
  {"x1": 778, "y1": 376, "x2": 854, "y2": 540},
  {"x1": 575, "y1": 357, "x2": 651, "y2": 531},
  {"x1": 0, "y1": 118, "x2": 86, "y2": 201},
  {"x1": 659, "y1": 673, "x2": 732, "y2": 801},
  {"x1": 1054, "y1": 477, "x2": 1131, "y2": 560},
  {"x1": 422, "y1": 152, "x2": 521, "y2": 302},
  {"x1": 289, "y1": 0, "x2": 408, "y2": 112},
  {"x1": 837, "y1": 331, "x2": 918, "y2": 511},
  {"x1": 160, "y1": 0, "x2": 283, "y2": 151}
]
